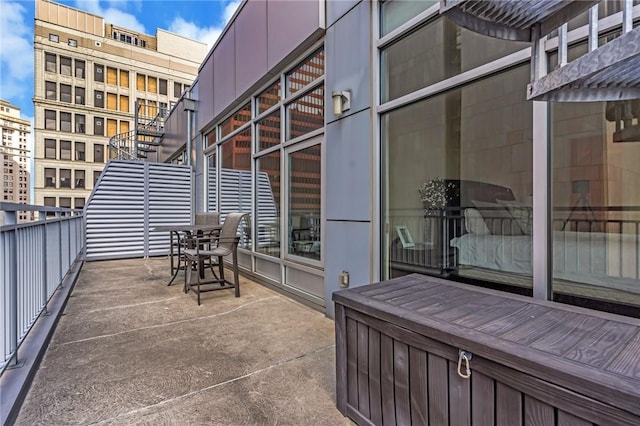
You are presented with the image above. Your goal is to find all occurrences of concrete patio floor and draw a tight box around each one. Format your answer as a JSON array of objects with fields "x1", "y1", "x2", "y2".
[{"x1": 15, "y1": 258, "x2": 352, "y2": 425}]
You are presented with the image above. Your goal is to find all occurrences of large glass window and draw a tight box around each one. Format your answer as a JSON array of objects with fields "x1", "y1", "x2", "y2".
[
  {"x1": 60, "y1": 112, "x2": 72, "y2": 132},
  {"x1": 380, "y1": 0, "x2": 436, "y2": 36},
  {"x1": 45, "y1": 139, "x2": 56, "y2": 159},
  {"x1": 60, "y1": 84, "x2": 72, "y2": 103},
  {"x1": 220, "y1": 129, "x2": 252, "y2": 249},
  {"x1": 60, "y1": 56, "x2": 72, "y2": 76},
  {"x1": 257, "y1": 81, "x2": 281, "y2": 114},
  {"x1": 257, "y1": 151, "x2": 281, "y2": 257},
  {"x1": 59, "y1": 169, "x2": 71, "y2": 188},
  {"x1": 257, "y1": 111, "x2": 280, "y2": 151},
  {"x1": 220, "y1": 103, "x2": 251, "y2": 138},
  {"x1": 207, "y1": 152, "x2": 218, "y2": 212},
  {"x1": 60, "y1": 140, "x2": 72, "y2": 160},
  {"x1": 381, "y1": 17, "x2": 529, "y2": 103},
  {"x1": 286, "y1": 85, "x2": 324, "y2": 140},
  {"x1": 45, "y1": 53, "x2": 56, "y2": 73},
  {"x1": 44, "y1": 168, "x2": 56, "y2": 187},
  {"x1": 45, "y1": 110, "x2": 56, "y2": 130},
  {"x1": 382, "y1": 64, "x2": 533, "y2": 292},
  {"x1": 286, "y1": 49, "x2": 324, "y2": 95},
  {"x1": 551, "y1": 101, "x2": 640, "y2": 317},
  {"x1": 45, "y1": 81, "x2": 56, "y2": 100},
  {"x1": 288, "y1": 144, "x2": 321, "y2": 261}
]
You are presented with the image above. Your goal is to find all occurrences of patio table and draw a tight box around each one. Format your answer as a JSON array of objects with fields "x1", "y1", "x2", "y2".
[{"x1": 153, "y1": 224, "x2": 223, "y2": 285}]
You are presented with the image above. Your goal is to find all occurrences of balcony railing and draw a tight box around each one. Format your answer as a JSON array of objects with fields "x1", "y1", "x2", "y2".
[{"x1": 0, "y1": 203, "x2": 84, "y2": 373}]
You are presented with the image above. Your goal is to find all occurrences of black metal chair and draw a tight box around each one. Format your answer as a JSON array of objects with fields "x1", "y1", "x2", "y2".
[{"x1": 183, "y1": 212, "x2": 246, "y2": 305}]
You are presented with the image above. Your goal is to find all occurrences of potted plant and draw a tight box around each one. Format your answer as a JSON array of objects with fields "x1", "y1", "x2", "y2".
[{"x1": 418, "y1": 177, "x2": 457, "y2": 217}]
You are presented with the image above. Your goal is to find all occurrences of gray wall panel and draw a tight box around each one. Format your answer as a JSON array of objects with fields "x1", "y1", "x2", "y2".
[
  {"x1": 325, "y1": 109, "x2": 371, "y2": 221},
  {"x1": 326, "y1": 0, "x2": 361, "y2": 27},
  {"x1": 197, "y1": 57, "x2": 214, "y2": 133},
  {"x1": 325, "y1": 0, "x2": 371, "y2": 124},
  {"x1": 213, "y1": 24, "x2": 237, "y2": 118},
  {"x1": 235, "y1": 0, "x2": 268, "y2": 98},
  {"x1": 324, "y1": 220, "x2": 371, "y2": 318},
  {"x1": 267, "y1": 0, "x2": 323, "y2": 69},
  {"x1": 159, "y1": 98, "x2": 188, "y2": 163}
]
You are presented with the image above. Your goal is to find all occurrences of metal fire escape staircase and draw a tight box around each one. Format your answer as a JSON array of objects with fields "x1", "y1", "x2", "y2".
[
  {"x1": 108, "y1": 104, "x2": 169, "y2": 161},
  {"x1": 439, "y1": 0, "x2": 640, "y2": 103}
]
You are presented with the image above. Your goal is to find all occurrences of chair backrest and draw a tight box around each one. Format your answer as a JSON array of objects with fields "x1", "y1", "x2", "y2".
[
  {"x1": 218, "y1": 212, "x2": 247, "y2": 251},
  {"x1": 195, "y1": 212, "x2": 220, "y2": 226}
]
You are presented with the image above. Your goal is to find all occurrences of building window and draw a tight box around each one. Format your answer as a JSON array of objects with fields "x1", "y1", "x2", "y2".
[
  {"x1": 107, "y1": 93, "x2": 117, "y2": 110},
  {"x1": 68, "y1": 39, "x2": 78, "y2": 47},
  {"x1": 75, "y1": 114, "x2": 85, "y2": 133},
  {"x1": 119, "y1": 95, "x2": 129, "y2": 112},
  {"x1": 286, "y1": 85, "x2": 324, "y2": 140},
  {"x1": 60, "y1": 84, "x2": 72, "y2": 103},
  {"x1": 137, "y1": 73, "x2": 146, "y2": 91},
  {"x1": 59, "y1": 197, "x2": 71, "y2": 208},
  {"x1": 120, "y1": 70, "x2": 129, "y2": 88},
  {"x1": 288, "y1": 143, "x2": 322, "y2": 261},
  {"x1": 106, "y1": 67, "x2": 117, "y2": 85},
  {"x1": 94, "y1": 144, "x2": 104, "y2": 163},
  {"x1": 256, "y1": 150, "x2": 281, "y2": 257},
  {"x1": 75, "y1": 59, "x2": 85, "y2": 78},
  {"x1": 60, "y1": 140, "x2": 72, "y2": 160},
  {"x1": 59, "y1": 169, "x2": 71, "y2": 188},
  {"x1": 106, "y1": 119, "x2": 117, "y2": 137},
  {"x1": 74, "y1": 197, "x2": 85, "y2": 209},
  {"x1": 75, "y1": 142, "x2": 85, "y2": 161},
  {"x1": 94, "y1": 64, "x2": 104, "y2": 83},
  {"x1": 173, "y1": 81, "x2": 182, "y2": 98},
  {"x1": 93, "y1": 170, "x2": 101, "y2": 185},
  {"x1": 148, "y1": 76, "x2": 157, "y2": 93},
  {"x1": 286, "y1": 48, "x2": 324, "y2": 95},
  {"x1": 159, "y1": 79, "x2": 168, "y2": 95},
  {"x1": 60, "y1": 112, "x2": 72, "y2": 132},
  {"x1": 257, "y1": 81, "x2": 282, "y2": 114},
  {"x1": 44, "y1": 197, "x2": 56, "y2": 207},
  {"x1": 45, "y1": 139, "x2": 56, "y2": 159},
  {"x1": 49, "y1": 34, "x2": 59, "y2": 43},
  {"x1": 45, "y1": 110, "x2": 56, "y2": 130},
  {"x1": 94, "y1": 90, "x2": 104, "y2": 108},
  {"x1": 74, "y1": 170, "x2": 85, "y2": 188},
  {"x1": 45, "y1": 81, "x2": 57, "y2": 100},
  {"x1": 257, "y1": 110, "x2": 281, "y2": 151},
  {"x1": 75, "y1": 87, "x2": 85, "y2": 105},
  {"x1": 44, "y1": 168, "x2": 56, "y2": 187},
  {"x1": 94, "y1": 117, "x2": 104, "y2": 136},
  {"x1": 60, "y1": 56, "x2": 72, "y2": 76},
  {"x1": 221, "y1": 103, "x2": 251, "y2": 138}
]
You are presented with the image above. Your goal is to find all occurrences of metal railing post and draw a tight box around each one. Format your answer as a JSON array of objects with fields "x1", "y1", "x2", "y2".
[
  {"x1": 41, "y1": 212, "x2": 49, "y2": 314},
  {"x1": 5, "y1": 210, "x2": 19, "y2": 367}
]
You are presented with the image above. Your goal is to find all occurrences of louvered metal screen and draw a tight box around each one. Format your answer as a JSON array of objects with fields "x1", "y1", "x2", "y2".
[{"x1": 85, "y1": 160, "x2": 192, "y2": 260}]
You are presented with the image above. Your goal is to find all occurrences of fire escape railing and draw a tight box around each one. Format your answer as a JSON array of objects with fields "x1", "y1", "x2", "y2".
[{"x1": 108, "y1": 103, "x2": 170, "y2": 161}]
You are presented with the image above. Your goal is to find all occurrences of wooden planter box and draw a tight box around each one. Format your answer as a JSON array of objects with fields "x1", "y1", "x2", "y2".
[{"x1": 333, "y1": 274, "x2": 640, "y2": 426}]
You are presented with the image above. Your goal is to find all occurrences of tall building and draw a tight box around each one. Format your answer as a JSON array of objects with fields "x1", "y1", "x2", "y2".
[
  {"x1": 33, "y1": 0, "x2": 207, "y2": 209},
  {"x1": 0, "y1": 100, "x2": 31, "y2": 222}
]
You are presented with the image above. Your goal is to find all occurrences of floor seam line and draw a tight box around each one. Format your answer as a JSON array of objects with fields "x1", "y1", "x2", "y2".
[
  {"x1": 90, "y1": 343, "x2": 336, "y2": 425},
  {"x1": 67, "y1": 296, "x2": 184, "y2": 314},
  {"x1": 52, "y1": 295, "x2": 281, "y2": 347}
]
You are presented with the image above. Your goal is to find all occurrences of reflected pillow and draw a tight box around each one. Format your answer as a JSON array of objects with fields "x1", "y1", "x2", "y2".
[
  {"x1": 497, "y1": 199, "x2": 533, "y2": 235},
  {"x1": 471, "y1": 200, "x2": 524, "y2": 235},
  {"x1": 464, "y1": 208, "x2": 490, "y2": 235}
]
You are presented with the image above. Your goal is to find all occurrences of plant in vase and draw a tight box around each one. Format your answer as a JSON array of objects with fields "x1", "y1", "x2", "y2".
[{"x1": 418, "y1": 177, "x2": 457, "y2": 217}]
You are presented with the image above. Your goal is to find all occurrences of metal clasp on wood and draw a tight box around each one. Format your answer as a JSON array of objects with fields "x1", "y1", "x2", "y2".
[{"x1": 457, "y1": 350, "x2": 472, "y2": 379}]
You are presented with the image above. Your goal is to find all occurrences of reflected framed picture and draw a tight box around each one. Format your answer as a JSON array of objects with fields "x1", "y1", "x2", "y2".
[{"x1": 396, "y1": 225, "x2": 415, "y2": 248}]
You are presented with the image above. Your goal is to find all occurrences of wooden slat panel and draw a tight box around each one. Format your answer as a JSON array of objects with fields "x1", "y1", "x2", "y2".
[
  {"x1": 335, "y1": 304, "x2": 347, "y2": 415},
  {"x1": 106, "y1": 67, "x2": 117, "y2": 85},
  {"x1": 500, "y1": 309, "x2": 573, "y2": 345},
  {"x1": 409, "y1": 347, "x2": 428, "y2": 426},
  {"x1": 385, "y1": 282, "x2": 442, "y2": 306},
  {"x1": 524, "y1": 395, "x2": 554, "y2": 426},
  {"x1": 377, "y1": 284, "x2": 426, "y2": 302},
  {"x1": 393, "y1": 341, "x2": 410, "y2": 426},
  {"x1": 346, "y1": 318, "x2": 358, "y2": 410},
  {"x1": 357, "y1": 322, "x2": 370, "y2": 419},
  {"x1": 136, "y1": 73, "x2": 145, "y2": 91},
  {"x1": 448, "y1": 358, "x2": 470, "y2": 425},
  {"x1": 368, "y1": 329, "x2": 382, "y2": 425},
  {"x1": 358, "y1": 276, "x2": 423, "y2": 297},
  {"x1": 380, "y1": 334, "x2": 396, "y2": 426},
  {"x1": 106, "y1": 93, "x2": 117, "y2": 110},
  {"x1": 119, "y1": 95, "x2": 129, "y2": 112},
  {"x1": 433, "y1": 294, "x2": 501, "y2": 323},
  {"x1": 558, "y1": 410, "x2": 593, "y2": 426},
  {"x1": 416, "y1": 290, "x2": 484, "y2": 317},
  {"x1": 403, "y1": 287, "x2": 464, "y2": 311},
  {"x1": 119, "y1": 70, "x2": 129, "y2": 88},
  {"x1": 477, "y1": 304, "x2": 551, "y2": 336},
  {"x1": 496, "y1": 382, "x2": 521, "y2": 426},
  {"x1": 564, "y1": 321, "x2": 638, "y2": 368},
  {"x1": 529, "y1": 315, "x2": 605, "y2": 356},
  {"x1": 428, "y1": 353, "x2": 448, "y2": 425},
  {"x1": 471, "y1": 371, "x2": 494, "y2": 426}
]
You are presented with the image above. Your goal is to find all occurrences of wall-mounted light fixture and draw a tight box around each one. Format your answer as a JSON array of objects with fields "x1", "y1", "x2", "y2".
[{"x1": 332, "y1": 90, "x2": 351, "y2": 116}]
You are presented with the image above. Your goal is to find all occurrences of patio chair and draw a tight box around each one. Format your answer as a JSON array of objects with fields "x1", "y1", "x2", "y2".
[
  {"x1": 183, "y1": 212, "x2": 246, "y2": 305},
  {"x1": 169, "y1": 212, "x2": 221, "y2": 281}
]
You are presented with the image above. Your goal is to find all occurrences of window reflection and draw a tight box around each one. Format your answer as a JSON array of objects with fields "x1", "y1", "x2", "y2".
[
  {"x1": 286, "y1": 49, "x2": 324, "y2": 95},
  {"x1": 221, "y1": 129, "x2": 252, "y2": 249},
  {"x1": 286, "y1": 85, "x2": 324, "y2": 140},
  {"x1": 257, "y1": 151, "x2": 281, "y2": 257},
  {"x1": 382, "y1": 64, "x2": 533, "y2": 293},
  {"x1": 257, "y1": 111, "x2": 281, "y2": 151},
  {"x1": 257, "y1": 81, "x2": 281, "y2": 114},
  {"x1": 208, "y1": 152, "x2": 217, "y2": 213},
  {"x1": 288, "y1": 144, "x2": 321, "y2": 261}
]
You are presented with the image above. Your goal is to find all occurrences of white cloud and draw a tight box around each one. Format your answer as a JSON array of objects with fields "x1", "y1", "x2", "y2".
[
  {"x1": 168, "y1": 0, "x2": 241, "y2": 49},
  {"x1": 0, "y1": 2, "x2": 34, "y2": 104},
  {"x1": 74, "y1": 0, "x2": 146, "y2": 33}
]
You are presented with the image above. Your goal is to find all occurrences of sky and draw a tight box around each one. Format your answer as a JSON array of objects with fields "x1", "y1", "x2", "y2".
[{"x1": 0, "y1": 0, "x2": 241, "y2": 122}]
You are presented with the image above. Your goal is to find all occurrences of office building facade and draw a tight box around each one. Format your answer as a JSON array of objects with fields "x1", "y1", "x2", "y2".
[
  {"x1": 33, "y1": 0, "x2": 207, "y2": 209},
  {"x1": 0, "y1": 100, "x2": 31, "y2": 222}
]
